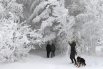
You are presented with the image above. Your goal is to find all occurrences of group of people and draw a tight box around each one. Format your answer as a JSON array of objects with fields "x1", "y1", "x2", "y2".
[
  {"x1": 46, "y1": 41, "x2": 86, "y2": 67},
  {"x1": 46, "y1": 41, "x2": 56, "y2": 58}
]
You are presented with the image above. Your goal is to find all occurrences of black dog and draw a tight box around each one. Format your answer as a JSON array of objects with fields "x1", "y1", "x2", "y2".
[
  {"x1": 46, "y1": 42, "x2": 55, "y2": 58},
  {"x1": 69, "y1": 41, "x2": 77, "y2": 65},
  {"x1": 76, "y1": 56, "x2": 86, "y2": 67}
]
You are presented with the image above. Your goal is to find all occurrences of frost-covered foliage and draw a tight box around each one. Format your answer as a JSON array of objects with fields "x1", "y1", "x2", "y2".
[
  {"x1": 65, "y1": 0, "x2": 103, "y2": 55},
  {"x1": 0, "y1": 0, "x2": 72, "y2": 62},
  {"x1": 63, "y1": 0, "x2": 103, "y2": 56},
  {"x1": 0, "y1": 20, "x2": 31, "y2": 62},
  {"x1": 0, "y1": 0, "x2": 34, "y2": 62},
  {"x1": 20, "y1": 0, "x2": 74, "y2": 54},
  {"x1": 65, "y1": 0, "x2": 86, "y2": 16},
  {"x1": 0, "y1": 0, "x2": 24, "y2": 22},
  {"x1": 16, "y1": 0, "x2": 84, "y2": 55},
  {"x1": 1, "y1": 0, "x2": 102, "y2": 62},
  {"x1": 7, "y1": 0, "x2": 103, "y2": 57}
]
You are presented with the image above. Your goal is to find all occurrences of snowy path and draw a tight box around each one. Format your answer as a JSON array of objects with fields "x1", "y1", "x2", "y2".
[{"x1": 0, "y1": 49, "x2": 103, "y2": 69}]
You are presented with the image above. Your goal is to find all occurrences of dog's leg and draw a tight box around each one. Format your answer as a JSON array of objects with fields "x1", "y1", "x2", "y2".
[
  {"x1": 75, "y1": 62, "x2": 79, "y2": 67},
  {"x1": 77, "y1": 63, "x2": 81, "y2": 67}
]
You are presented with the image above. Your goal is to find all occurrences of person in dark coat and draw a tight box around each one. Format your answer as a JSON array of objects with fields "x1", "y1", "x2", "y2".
[
  {"x1": 51, "y1": 43, "x2": 55, "y2": 58},
  {"x1": 69, "y1": 41, "x2": 77, "y2": 65},
  {"x1": 46, "y1": 41, "x2": 56, "y2": 58}
]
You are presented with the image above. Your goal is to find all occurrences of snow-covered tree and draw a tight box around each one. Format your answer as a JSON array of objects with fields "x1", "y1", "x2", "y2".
[
  {"x1": 67, "y1": 0, "x2": 103, "y2": 55},
  {"x1": 16, "y1": 0, "x2": 75, "y2": 54},
  {"x1": 0, "y1": 0, "x2": 34, "y2": 62},
  {"x1": 1, "y1": 0, "x2": 103, "y2": 63}
]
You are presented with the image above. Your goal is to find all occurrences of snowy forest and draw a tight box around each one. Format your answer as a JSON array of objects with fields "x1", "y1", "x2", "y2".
[{"x1": 0, "y1": 0, "x2": 103, "y2": 69}]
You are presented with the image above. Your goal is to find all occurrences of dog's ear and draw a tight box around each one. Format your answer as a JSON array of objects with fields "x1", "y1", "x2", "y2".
[
  {"x1": 77, "y1": 56, "x2": 81, "y2": 58},
  {"x1": 77, "y1": 56, "x2": 79, "y2": 57}
]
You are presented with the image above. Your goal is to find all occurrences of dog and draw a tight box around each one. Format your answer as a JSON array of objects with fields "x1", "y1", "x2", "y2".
[{"x1": 76, "y1": 56, "x2": 86, "y2": 67}]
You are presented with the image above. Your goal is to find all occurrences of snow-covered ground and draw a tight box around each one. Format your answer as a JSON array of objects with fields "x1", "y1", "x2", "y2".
[{"x1": 0, "y1": 49, "x2": 103, "y2": 69}]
